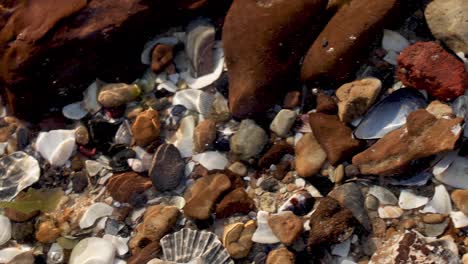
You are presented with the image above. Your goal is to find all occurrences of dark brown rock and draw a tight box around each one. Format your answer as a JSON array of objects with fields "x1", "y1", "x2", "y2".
[
  {"x1": 107, "y1": 172, "x2": 153, "y2": 203},
  {"x1": 128, "y1": 241, "x2": 161, "y2": 264},
  {"x1": 316, "y1": 92, "x2": 337, "y2": 114},
  {"x1": 151, "y1": 44, "x2": 174, "y2": 73},
  {"x1": 258, "y1": 141, "x2": 294, "y2": 169},
  {"x1": 352, "y1": 109, "x2": 463, "y2": 175},
  {"x1": 216, "y1": 188, "x2": 255, "y2": 218},
  {"x1": 149, "y1": 144, "x2": 185, "y2": 191},
  {"x1": 283, "y1": 91, "x2": 301, "y2": 109},
  {"x1": 301, "y1": 0, "x2": 399, "y2": 84},
  {"x1": 309, "y1": 113, "x2": 360, "y2": 165},
  {"x1": 223, "y1": 0, "x2": 327, "y2": 118},
  {"x1": 193, "y1": 119, "x2": 217, "y2": 153},
  {"x1": 132, "y1": 109, "x2": 160, "y2": 147}
]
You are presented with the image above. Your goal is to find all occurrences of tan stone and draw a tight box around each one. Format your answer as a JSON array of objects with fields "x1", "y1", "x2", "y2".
[
  {"x1": 36, "y1": 220, "x2": 61, "y2": 243},
  {"x1": 295, "y1": 133, "x2": 326, "y2": 177},
  {"x1": 216, "y1": 188, "x2": 255, "y2": 218},
  {"x1": 268, "y1": 211, "x2": 303, "y2": 245},
  {"x1": 98, "y1": 83, "x2": 140, "y2": 108},
  {"x1": 451, "y1": 189, "x2": 468, "y2": 215},
  {"x1": 193, "y1": 119, "x2": 217, "y2": 153},
  {"x1": 266, "y1": 247, "x2": 295, "y2": 264},
  {"x1": 223, "y1": 220, "x2": 256, "y2": 259},
  {"x1": 131, "y1": 109, "x2": 160, "y2": 146},
  {"x1": 107, "y1": 172, "x2": 152, "y2": 203},
  {"x1": 426, "y1": 100, "x2": 454, "y2": 119}
]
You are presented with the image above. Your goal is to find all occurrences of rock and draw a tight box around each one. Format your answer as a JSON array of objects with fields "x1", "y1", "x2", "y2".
[
  {"x1": 222, "y1": 221, "x2": 256, "y2": 259},
  {"x1": 270, "y1": 110, "x2": 297, "y2": 137},
  {"x1": 308, "y1": 197, "x2": 356, "y2": 251},
  {"x1": 425, "y1": 0, "x2": 468, "y2": 54},
  {"x1": 71, "y1": 171, "x2": 88, "y2": 193},
  {"x1": 260, "y1": 177, "x2": 279, "y2": 192},
  {"x1": 258, "y1": 141, "x2": 294, "y2": 169},
  {"x1": 279, "y1": 191, "x2": 315, "y2": 216},
  {"x1": 35, "y1": 129, "x2": 76, "y2": 167},
  {"x1": 228, "y1": 162, "x2": 247, "y2": 177},
  {"x1": 309, "y1": 113, "x2": 360, "y2": 165},
  {"x1": 184, "y1": 173, "x2": 231, "y2": 220},
  {"x1": 11, "y1": 222, "x2": 34, "y2": 243},
  {"x1": 0, "y1": 216, "x2": 11, "y2": 246},
  {"x1": 128, "y1": 242, "x2": 161, "y2": 264},
  {"x1": 70, "y1": 237, "x2": 116, "y2": 264},
  {"x1": 336, "y1": 78, "x2": 382, "y2": 123},
  {"x1": 75, "y1": 125, "x2": 89, "y2": 145},
  {"x1": 301, "y1": 0, "x2": 399, "y2": 84},
  {"x1": 149, "y1": 144, "x2": 185, "y2": 192},
  {"x1": 193, "y1": 119, "x2": 217, "y2": 153},
  {"x1": 353, "y1": 109, "x2": 463, "y2": 175},
  {"x1": 151, "y1": 44, "x2": 174, "y2": 73},
  {"x1": 295, "y1": 133, "x2": 327, "y2": 177},
  {"x1": 451, "y1": 189, "x2": 468, "y2": 215},
  {"x1": 230, "y1": 119, "x2": 268, "y2": 160},
  {"x1": 223, "y1": 0, "x2": 327, "y2": 118},
  {"x1": 426, "y1": 100, "x2": 454, "y2": 119},
  {"x1": 129, "y1": 205, "x2": 179, "y2": 251},
  {"x1": 0, "y1": 152, "x2": 40, "y2": 201},
  {"x1": 0, "y1": 117, "x2": 19, "y2": 143},
  {"x1": 132, "y1": 109, "x2": 160, "y2": 147},
  {"x1": 422, "y1": 214, "x2": 446, "y2": 224},
  {"x1": 316, "y1": 92, "x2": 338, "y2": 114},
  {"x1": 283, "y1": 91, "x2": 301, "y2": 109},
  {"x1": 369, "y1": 231, "x2": 459, "y2": 264},
  {"x1": 216, "y1": 188, "x2": 255, "y2": 218},
  {"x1": 107, "y1": 172, "x2": 152, "y2": 203},
  {"x1": 268, "y1": 211, "x2": 303, "y2": 245},
  {"x1": 98, "y1": 83, "x2": 141, "y2": 108},
  {"x1": 266, "y1": 248, "x2": 295, "y2": 264},
  {"x1": 397, "y1": 42, "x2": 468, "y2": 101},
  {"x1": 35, "y1": 221, "x2": 61, "y2": 243},
  {"x1": 328, "y1": 182, "x2": 371, "y2": 231}
]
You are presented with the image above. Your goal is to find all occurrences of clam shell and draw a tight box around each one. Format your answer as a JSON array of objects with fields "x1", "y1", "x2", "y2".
[
  {"x1": 69, "y1": 237, "x2": 116, "y2": 264},
  {"x1": 354, "y1": 88, "x2": 426, "y2": 139},
  {"x1": 186, "y1": 19, "x2": 215, "y2": 78},
  {"x1": 192, "y1": 151, "x2": 228, "y2": 170},
  {"x1": 0, "y1": 152, "x2": 40, "y2": 201},
  {"x1": 434, "y1": 156, "x2": 468, "y2": 189},
  {"x1": 79, "y1": 203, "x2": 114, "y2": 229},
  {"x1": 421, "y1": 185, "x2": 452, "y2": 214},
  {"x1": 173, "y1": 89, "x2": 215, "y2": 116},
  {"x1": 251, "y1": 211, "x2": 280, "y2": 244},
  {"x1": 172, "y1": 115, "x2": 197, "y2": 158},
  {"x1": 160, "y1": 228, "x2": 233, "y2": 264},
  {"x1": 62, "y1": 102, "x2": 88, "y2": 120},
  {"x1": 368, "y1": 185, "x2": 398, "y2": 205},
  {"x1": 36, "y1": 129, "x2": 76, "y2": 167},
  {"x1": 398, "y1": 190, "x2": 429, "y2": 210},
  {"x1": 0, "y1": 215, "x2": 11, "y2": 246}
]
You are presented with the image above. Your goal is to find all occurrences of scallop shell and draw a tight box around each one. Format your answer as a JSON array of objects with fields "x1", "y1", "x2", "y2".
[
  {"x1": 192, "y1": 151, "x2": 228, "y2": 170},
  {"x1": 0, "y1": 215, "x2": 11, "y2": 246},
  {"x1": 0, "y1": 152, "x2": 40, "y2": 201},
  {"x1": 420, "y1": 185, "x2": 452, "y2": 214},
  {"x1": 398, "y1": 190, "x2": 429, "y2": 210},
  {"x1": 160, "y1": 228, "x2": 233, "y2": 264}
]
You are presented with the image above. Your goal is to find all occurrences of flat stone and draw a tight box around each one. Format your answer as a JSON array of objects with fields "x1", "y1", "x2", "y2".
[
  {"x1": 132, "y1": 109, "x2": 160, "y2": 147},
  {"x1": 193, "y1": 119, "x2": 217, "y2": 153},
  {"x1": 266, "y1": 247, "x2": 295, "y2": 264},
  {"x1": 295, "y1": 133, "x2": 327, "y2": 177},
  {"x1": 215, "y1": 188, "x2": 255, "y2": 218},
  {"x1": 107, "y1": 172, "x2": 152, "y2": 203},
  {"x1": 268, "y1": 211, "x2": 303, "y2": 245},
  {"x1": 309, "y1": 113, "x2": 360, "y2": 165},
  {"x1": 353, "y1": 109, "x2": 463, "y2": 175},
  {"x1": 270, "y1": 110, "x2": 297, "y2": 137}
]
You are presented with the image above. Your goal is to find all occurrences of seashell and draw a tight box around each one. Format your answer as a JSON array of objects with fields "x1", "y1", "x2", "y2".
[
  {"x1": 160, "y1": 228, "x2": 233, "y2": 264},
  {"x1": 172, "y1": 115, "x2": 197, "y2": 158},
  {"x1": 378, "y1": 205, "x2": 403, "y2": 219},
  {"x1": 36, "y1": 129, "x2": 75, "y2": 167},
  {"x1": 0, "y1": 152, "x2": 40, "y2": 201},
  {"x1": 47, "y1": 243, "x2": 64, "y2": 264},
  {"x1": 173, "y1": 89, "x2": 215, "y2": 116},
  {"x1": 114, "y1": 121, "x2": 132, "y2": 145},
  {"x1": 354, "y1": 88, "x2": 427, "y2": 139},
  {"x1": 136, "y1": 69, "x2": 158, "y2": 93},
  {"x1": 103, "y1": 235, "x2": 129, "y2": 256},
  {"x1": 141, "y1": 36, "x2": 179, "y2": 65},
  {"x1": 127, "y1": 158, "x2": 144, "y2": 172},
  {"x1": 450, "y1": 211, "x2": 468, "y2": 228},
  {"x1": 398, "y1": 190, "x2": 429, "y2": 210},
  {"x1": 69, "y1": 237, "x2": 116, "y2": 264},
  {"x1": 82, "y1": 81, "x2": 102, "y2": 114},
  {"x1": 157, "y1": 80, "x2": 179, "y2": 93},
  {"x1": 62, "y1": 102, "x2": 88, "y2": 120},
  {"x1": 278, "y1": 191, "x2": 315, "y2": 216},
  {"x1": 85, "y1": 160, "x2": 110, "y2": 177},
  {"x1": 192, "y1": 151, "x2": 228, "y2": 170},
  {"x1": 0, "y1": 215, "x2": 11, "y2": 246},
  {"x1": 0, "y1": 246, "x2": 31, "y2": 263},
  {"x1": 79, "y1": 203, "x2": 114, "y2": 229},
  {"x1": 434, "y1": 156, "x2": 468, "y2": 189},
  {"x1": 421, "y1": 185, "x2": 452, "y2": 214},
  {"x1": 383, "y1": 50, "x2": 398, "y2": 65},
  {"x1": 251, "y1": 211, "x2": 280, "y2": 244},
  {"x1": 305, "y1": 185, "x2": 322, "y2": 198},
  {"x1": 186, "y1": 19, "x2": 215, "y2": 78},
  {"x1": 432, "y1": 151, "x2": 458, "y2": 176},
  {"x1": 180, "y1": 43, "x2": 225, "y2": 89},
  {"x1": 149, "y1": 144, "x2": 185, "y2": 192},
  {"x1": 368, "y1": 185, "x2": 398, "y2": 205},
  {"x1": 331, "y1": 238, "x2": 351, "y2": 257},
  {"x1": 387, "y1": 171, "x2": 432, "y2": 186},
  {"x1": 382, "y1": 29, "x2": 410, "y2": 53}
]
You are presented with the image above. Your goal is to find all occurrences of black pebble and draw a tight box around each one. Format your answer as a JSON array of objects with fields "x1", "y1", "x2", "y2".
[{"x1": 72, "y1": 171, "x2": 88, "y2": 193}]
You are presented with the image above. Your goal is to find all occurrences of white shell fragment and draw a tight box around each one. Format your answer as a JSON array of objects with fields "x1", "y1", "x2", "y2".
[
  {"x1": 368, "y1": 185, "x2": 398, "y2": 205},
  {"x1": 69, "y1": 237, "x2": 116, "y2": 264},
  {"x1": 114, "y1": 121, "x2": 132, "y2": 145},
  {"x1": 421, "y1": 185, "x2": 452, "y2": 214},
  {"x1": 450, "y1": 211, "x2": 468, "y2": 228},
  {"x1": 62, "y1": 102, "x2": 88, "y2": 120},
  {"x1": 382, "y1": 29, "x2": 410, "y2": 53},
  {"x1": 0, "y1": 215, "x2": 11, "y2": 246},
  {"x1": 79, "y1": 203, "x2": 114, "y2": 229},
  {"x1": 0, "y1": 246, "x2": 30, "y2": 263},
  {"x1": 47, "y1": 243, "x2": 65, "y2": 264},
  {"x1": 36, "y1": 129, "x2": 76, "y2": 167},
  {"x1": 192, "y1": 151, "x2": 228, "y2": 170},
  {"x1": 0, "y1": 152, "x2": 40, "y2": 201},
  {"x1": 103, "y1": 235, "x2": 129, "y2": 256},
  {"x1": 173, "y1": 89, "x2": 215, "y2": 116},
  {"x1": 434, "y1": 156, "x2": 468, "y2": 189},
  {"x1": 378, "y1": 205, "x2": 403, "y2": 219},
  {"x1": 398, "y1": 190, "x2": 429, "y2": 210},
  {"x1": 252, "y1": 211, "x2": 280, "y2": 244},
  {"x1": 83, "y1": 81, "x2": 102, "y2": 114},
  {"x1": 432, "y1": 152, "x2": 458, "y2": 176},
  {"x1": 172, "y1": 115, "x2": 196, "y2": 158}
]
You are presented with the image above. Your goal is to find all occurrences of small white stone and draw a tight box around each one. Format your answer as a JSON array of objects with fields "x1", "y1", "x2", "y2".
[
  {"x1": 103, "y1": 235, "x2": 129, "y2": 256},
  {"x1": 127, "y1": 158, "x2": 144, "y2": 173},
  {"x1": 378, "y1": 205, "x2": 403, "y2": 219},
  {"x1": 47, "y1": 243, "x2": 64, "y2": 264},
  {"x1": 69, "y1": 237, "x2": 116, "y2": 264},
  {"x1": 79, "y1": 203, "x2": 114, "y2": 229},
  {"x1": 252, "y1": 211, "x2": 280, "y2": 244},
  {"x1": 270, "y1": 109, "x2": 297, "y2": 137},
  {"x1": 0, "y1": 215, "x2": 11, "y2": 246},
  {"x1": 192, "y1": 151, "x2": 228, "y2": 170},
  {"x1": 36, "y1": 130, "x2": 76, "y2": 167},
  {"x1": 398, "y1": 190, "x2": 429, "y2": 210},
  {"x1": 305, "y1": 185, "x2": 323, "y2": 198},
  {"x1": 450, "y1": 211, "x2": 468, "y2": 228},
  {"x1": 421, "y1": 185, "x2": 452, "y2": 214},
  {"x1": 295, "y1": 178, "x2": 306, "y2": 188}
]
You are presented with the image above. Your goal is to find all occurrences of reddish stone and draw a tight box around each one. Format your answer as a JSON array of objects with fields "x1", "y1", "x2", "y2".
[
  {"x1": 215, "y1": 188, "x2": 255, "y2": 218},
  {"x1": 315, "y1": 92, "x2": 337, "y2": 114},
  {"x1": 397, "y1": 42, "x2": 468, "y2": 101},
  {"x1": 258, "y1": 141, "x2": 294, "y2": 169},
  {"x1": 107, "y1": 172, "x2": 153, "y2": 203},
  {"x1": 151, "y1": 44, "x2": 174, "y2": 73}
]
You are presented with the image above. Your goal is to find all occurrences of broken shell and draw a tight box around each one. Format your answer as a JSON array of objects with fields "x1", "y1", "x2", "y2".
[
  {"x1": 62, "y1": 102, "x2": 88, "y2": 120},
  {"x1": 0, "y1": 246, "x2": 31, "y2": 263},
  {"x1": 186, "y1": 19, "x2": 215, "y2": 78},
  {"x1": 192, "y1": 151, "x2": 228, "y2": 170},
  {"x1": 47, "y1": 243, "x2": 64, "y2": 264},
  {"x1": 79, "y1": 203, "x2": 114, "y2": 229},
  {"x1": 432, "y1": 151, "x2": 458, "y2": 176},
  {"x1": 382, "y1": 29, "x2": 410, "y2": 53},
  {"x1": 141, "y1": 36, "x2": 179, "y2": 65},
  {"x1": 368, "y1": 185, "x2": 398, "y2": 205},
  {"x1": 434, "y1": 156, "x2": 468, "y2": 189},
  {"x1": 378, "y1": 205, "x2": 403, "y2": 219},
  {"x1": 103, "y1": 235, "x2": 129, "y2": 256},
  {"x1": 114, "y1": 121, "x2": 133, "y2": 145},
  {"x1": 172, "y1": 89, "x2": 215, "y2": 116},
  {"x1": 36, "y1": 129, "x2": 76, "y2": 167},
  {"x1": 398, "y1": 190, "x2": 429, "y2": 210},
  {"x1": 0, "y1": 152, "x2": 40, "y2": 201},
  {"x1": 251, "y1": 211, "x2": 279, "y2": 244},
  {"x1": 85, "y1": 160, "x2": 110, "y2": 177},
  {"x1": 172, "y1": 115, "x2": 197, "y2": 158},
  {"x1": 69, "y1": 237, "x2": 116, "y2": 264},
  {"x1": 354, "y1": 88, "x2": 426, "y2": 139},
  {"x1": 82, "y1": 81, "x2": 102, "y2": 114},
  {"x1": 421, "y1": 185, "x2": 452, "y2": 214},
  {"x1": 160, "y1": 228, "x2": 233, "y2": 264},
  {"x1": 450, "y1": 211, "x2": 468, "y2": 228},
  {"x1": 0, "y1": 215, "x2": 11, "y2": 246},
  {"x1": 278, "y1": 191, "x2": 315, "y2": 216}
]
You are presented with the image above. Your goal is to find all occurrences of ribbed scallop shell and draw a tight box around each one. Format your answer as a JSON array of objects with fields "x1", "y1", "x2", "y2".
[{"x1": 160, "y1": 228, "x2": 233, "y2": 264}]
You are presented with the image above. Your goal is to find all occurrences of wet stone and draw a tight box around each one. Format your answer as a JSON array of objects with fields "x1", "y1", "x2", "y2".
[
  {"x1": 149, "y1": 144, "x2": 185, "y2": 192},
  {"x1": 268, "y1": 211, "x2": 303, "y2": 245},
  {"x1": 260, "y1": 177, "x2": 279, "y2": 192},
  {"x1": 71, "y1": 171, "x2": 88, "y2": 193}
]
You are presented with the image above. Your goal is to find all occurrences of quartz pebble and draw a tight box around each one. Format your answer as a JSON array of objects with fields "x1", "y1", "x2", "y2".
[
  {"x1": 270, "y1": 109, "x2": 297, "y2": 137},
  {"x1": 230, "y1": 119, "x2": 268, "y2": 160}
]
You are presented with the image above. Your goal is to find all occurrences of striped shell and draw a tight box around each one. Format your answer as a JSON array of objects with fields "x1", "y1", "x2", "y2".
[{"x1": 160, "y1": 228, "x2": 233, "y2": 264}]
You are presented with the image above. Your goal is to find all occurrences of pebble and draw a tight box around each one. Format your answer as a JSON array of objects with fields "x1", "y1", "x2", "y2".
[
  {"x1": 149, "y1": 143, "x2": 185, "y2": 192},
  {"x1": 131, "y1": 109, "x2": 160, "y2": 147},
  {"x1": 450, "y1": 211, "x2": 468, "y2": 228},
  {"x1": 451, "y1": 189, "x2": 468, "y2": 215},
  {"x1": 151, "y1": 44, "x2": 174, "y2": 73},
  {"x1": 228, "y1": 161, "x2": 247, "y2": 176},
  {"x1": 230, "y1": 119, "x2": 268, "y2": 160},
  {"x1": 69, "y1": 237, "x2": 116, "y2": 264},
  {"x1": 316, "y1": 92, "x2": 338, "y2": 114},
  {"x1": 268, "y1": 211, "x2": 303, "y2": 245},
  {"x1": 422, "y1": 213, "x2": 446, "y2": 224},
  {"x1": 193, "y1": 119, "x2": 217, "y2": 152},
  {"x1": 35, "y1": 221, "x2": 61, "y2": 243},
  {"x1": 71, "y1": 171, "x2": 88, "y2": 193},
  {"x1": 258, "y1": 141, "x2": 294, "y2": 169},
  {"x1": 270, "y1": 109, "x2": 297, "y2": 137},
  {"x1": 192, "y1": 151, "x2": 228, "y2": 170},
  {"x1": 421, "y1": 185, "x2": 452, "y2": 214},
  {"x1": 75, "y1": 125, "x2": 89, "y2": 145},
  {"x1": 35, "y1": 129, "x2": 76, "y2": 167},
  {"x1": 266, "y1": 247, "x2": 295, "y2": 264},
  {"x1": 107, "y1": 172, "x2": 152, "y2": 203},
  {"x1": 222, "y1": 221, "x2": 256, "y2": 259},
  {"x1": 295, "y1": 133, "x2": 327, "y2": 177},
  {"x1": 216, "y1": 188, "x2": 255, "y2": 218},
  {"x1": 329, "y1": 183, "x2": 371, "y2": 231},
  {"x1": 98, "y1": 83, "x2": 141, "y2": 108}
]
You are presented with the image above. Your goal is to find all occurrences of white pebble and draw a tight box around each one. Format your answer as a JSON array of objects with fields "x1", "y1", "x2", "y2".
[{"x1": 79, "y1": 203, "x2": 114, "y2": 229}]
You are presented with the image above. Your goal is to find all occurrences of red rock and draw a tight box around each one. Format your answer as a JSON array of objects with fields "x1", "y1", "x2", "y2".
[
  {"x1": 215, "y1": 188, "x2": 255, "y2": 218},
  {"x1": 107, "y1": 172, "x2": 153, "y2": 203},
  {"x1": 397, "y1": 42, "x2": 468, "y2": 101},
  {"x1": 268, "y1": 211, "x2": 304, "y2": 245},
  {"x1": 151, "y1": 44, "x2": 174, "y2": 73},
  {"x1": 258, "y1": 141, "x2": 294, "y2": 169},
  {"x1": 309, "y1": 113, "x2": 360, "y2": 165},
  {"x1": 301, "y1": 0, "x2": 399, "y2": 84},
  {"x1": 353, "y1": 109, "x2": 463, "y2": 175},
  {"x1": 316, "y1": 92, "x2": 337, "y2": 114},
  {"x1": 223, "y1": 0, "x2": 327, "y2": 118}
]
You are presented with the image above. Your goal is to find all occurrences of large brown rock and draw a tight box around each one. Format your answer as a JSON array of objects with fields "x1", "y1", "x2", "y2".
[
  {"x1": 0, "y1": 0, "x2": 211, "y2": 119},
  {"x1": 301, "y1": 0, "x2": 399, "y2": 84},
  {"x1": 353, "y1": 109, "x2": 463, "y2": 175},
  {"x1": 223, "y1": 0, "x2": 327, "y2": 118},
  {"x1": 216, "y1": 188, "x2": 255, "y2": 218}
]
